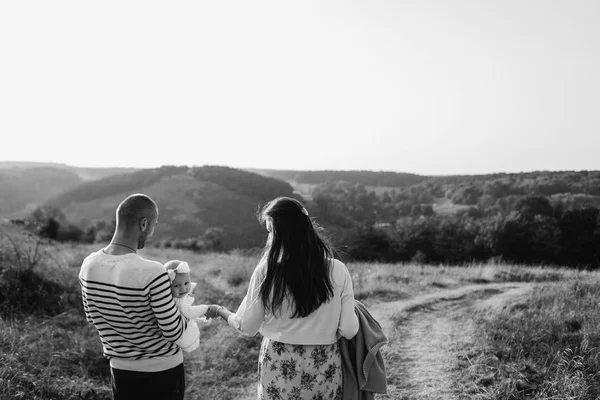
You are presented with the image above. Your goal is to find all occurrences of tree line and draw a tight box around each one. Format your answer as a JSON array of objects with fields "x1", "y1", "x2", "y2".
[
  {"x1": 306, "y1": 175, "x2": 600, "y2": 267},
  {"x1": 339, "y1": 198, "x2": 599, "y2": 267},
  {"x1": 13, "y1": 169, "x2": 600, "y2": 268}
]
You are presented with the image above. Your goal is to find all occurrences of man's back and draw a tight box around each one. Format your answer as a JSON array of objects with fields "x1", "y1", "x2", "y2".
[{"x1": 80, "y1": 250, "x2": 187, "y2": 372}]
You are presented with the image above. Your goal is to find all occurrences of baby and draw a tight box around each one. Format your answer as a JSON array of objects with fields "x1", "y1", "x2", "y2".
[{"x1": 164, "y1": 259, "x2": 212, "y2": 352}]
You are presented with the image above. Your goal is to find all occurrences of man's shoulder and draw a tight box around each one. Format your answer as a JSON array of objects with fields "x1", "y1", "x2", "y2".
[
  {"x1": 129, "y1": 255, "x2": 168, "y2": 281},
  {"x1": 80, "y1": 249, "x2": 104, "y2": 272},
  {"x1": 82, "y1": 249, "x2": 101, "y2": 263},
  {"x1": 80, "y1": 251, "x2": 165, "y2": 280},
  {"x1": 131, "y1": 254, "x2": 164, "y2": 270},
  {"x1": 82, "y1": 251, "x2": 162, "y2": 268}
]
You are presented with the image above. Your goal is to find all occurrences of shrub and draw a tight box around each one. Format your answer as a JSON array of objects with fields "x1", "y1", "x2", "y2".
[
  {"x1": 0, "y1": 233, "x2": 81, "y2": 320},
  {"x1": 0, "y1": 268, "x2": 67, "y2": 319}
]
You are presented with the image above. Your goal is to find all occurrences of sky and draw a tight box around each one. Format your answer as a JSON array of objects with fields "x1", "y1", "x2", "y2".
[{"x1": 1, "y1": 0, "x2": 599, "y2": 176}]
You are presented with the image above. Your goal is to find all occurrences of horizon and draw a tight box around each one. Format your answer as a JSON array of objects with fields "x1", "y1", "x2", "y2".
[
  {"x1": 1, "y1": 159, "x2": 598, "y2": 178},
  {"x1": 1, "y1": 1, "x2": 599, "y2": 175}
]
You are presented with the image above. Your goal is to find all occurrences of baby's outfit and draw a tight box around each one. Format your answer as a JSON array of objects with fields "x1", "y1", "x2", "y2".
[
  {"x1": 174, "y1": 288, "x2": 209, "y2": 321},
  {"x1": 166, "y1": 261, "x2": 210, "y2": 352}
]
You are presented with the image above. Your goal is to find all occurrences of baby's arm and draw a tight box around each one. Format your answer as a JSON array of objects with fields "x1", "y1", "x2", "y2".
[
  {"x1": 188, "y1": 304, "x2": 209, "y2": 319},
  {"x1": 178, "y1": 296, "x2": 210, "y2": 319}
]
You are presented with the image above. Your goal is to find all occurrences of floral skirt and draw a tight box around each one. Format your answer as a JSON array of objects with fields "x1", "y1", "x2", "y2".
[{"x1": 257, "y1": 337, "x2": 342, "y2": 400}]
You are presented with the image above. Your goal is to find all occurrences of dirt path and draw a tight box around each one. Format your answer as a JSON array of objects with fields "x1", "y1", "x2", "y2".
[
  {"x1": 369, "y1": 282, "x2": 532, "y2": 400},
  {"x1": 233, "y1": 282, "x2": 532, "y2": 400}
]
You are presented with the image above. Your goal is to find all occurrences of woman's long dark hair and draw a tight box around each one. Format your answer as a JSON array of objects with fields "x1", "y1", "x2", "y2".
[{"x1": 258, "y1": 197, "x2": 336, "y2": 318}]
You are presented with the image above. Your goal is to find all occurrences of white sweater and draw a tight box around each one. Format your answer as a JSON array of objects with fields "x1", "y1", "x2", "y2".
[{"x1": 228, "y1": 258, "x2": 359, "y2": 345}]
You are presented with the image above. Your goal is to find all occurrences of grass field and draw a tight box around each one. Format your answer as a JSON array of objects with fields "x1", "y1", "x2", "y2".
[
  {"x1": 455, "y1": 277, "x2": 600, "y2": 399},
  {"x1": 431, "y1": 197, "x2": 472, "y2": 215},
  {"x1": 1, "y1": 236, "x2": 599, "y2": 399}
]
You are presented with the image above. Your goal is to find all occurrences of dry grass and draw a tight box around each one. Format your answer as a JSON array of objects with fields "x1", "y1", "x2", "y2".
[
  {"x1": 0, "y1": 311, "x2": 111, "y2": 400},
  {"x1": 1, "y1": 239, "x2": 597, "y2": 399},
  {"x1": 456, "y1": 276, "x2": 600, "y2": 399},
  {"x1": 347, "y1": 261, "x2": 577, "y2": 306}
]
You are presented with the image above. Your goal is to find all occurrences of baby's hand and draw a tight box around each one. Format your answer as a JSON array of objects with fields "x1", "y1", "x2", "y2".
[{"x1": 196, "y1": 317, "x2": 211, "y2": 325}]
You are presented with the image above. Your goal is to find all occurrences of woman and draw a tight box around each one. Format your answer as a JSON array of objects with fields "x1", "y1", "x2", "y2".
[{"x1": 212, "y1": 197, "x2": 359, "y2": 399}]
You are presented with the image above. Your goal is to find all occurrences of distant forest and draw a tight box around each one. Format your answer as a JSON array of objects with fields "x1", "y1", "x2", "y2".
[
  {"x1": 11, "y1": 167, "x2": 600, "y2": 268},
  {"x1": 246, "y1": 168, "x2": 427, "y2": 187},
  {"x1": 305, "y1": 170, "x2": 600, "y2": 267}
]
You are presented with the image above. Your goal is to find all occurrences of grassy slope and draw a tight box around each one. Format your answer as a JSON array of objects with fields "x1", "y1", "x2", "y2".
[
  {"x1": 0, "y1": 168, "x2": 83, "y2": 217},
  {"x1": 456, "y1": 278, "x2": 600, "y2": 399},
  {"x1": 43, "y1": 166, "x2": 294, "y2": 249},
  {"x1": 0, "y1": 163, "x2": 140, "y2": 218},
  {"x1": 1, "y1": 240, "x2": 600, "y2": 399},
  {"x1": 0, "y1": 161, "x2": 138, "y2": 181}
]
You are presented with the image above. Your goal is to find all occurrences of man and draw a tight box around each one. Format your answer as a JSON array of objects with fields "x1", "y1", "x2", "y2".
[{"x1": 79, "y1": 193, "x2": 198, "y2": 400}]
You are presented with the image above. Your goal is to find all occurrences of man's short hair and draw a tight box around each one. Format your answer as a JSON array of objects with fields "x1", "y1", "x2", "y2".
[{"x1": 116, "y1": 194, "x2": 158, "y2": 228}]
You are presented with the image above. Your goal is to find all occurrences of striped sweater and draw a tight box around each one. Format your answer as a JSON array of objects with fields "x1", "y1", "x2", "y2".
[{"x1": 79, "y1": 250, "x2": 189, "y2": 372}]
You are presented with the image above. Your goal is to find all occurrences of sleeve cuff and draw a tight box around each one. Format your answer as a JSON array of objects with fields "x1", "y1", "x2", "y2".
[{"x1": 227, "y1": 313, "x2": 241, "y2": 330}]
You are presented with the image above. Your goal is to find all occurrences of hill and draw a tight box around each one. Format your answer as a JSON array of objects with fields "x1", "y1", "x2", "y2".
[
  {"x1": 0, "y1": 167, "x2": 83, "y2": 217},
  {"x1": 0, "y1": 161, "x2": 139, "y2": 181},
  {"x1": 247, "y1": 168, "x2": 427, "y2": 185},
  {"x1": 246, "y1": 168, "x2": 429, "y2": 199},
  {"x1": 44, "y1": 165, "x2": 296, "y2": 249},
  {"x1": 0, "y1": 162, "x2": 139, "y2": 218}
]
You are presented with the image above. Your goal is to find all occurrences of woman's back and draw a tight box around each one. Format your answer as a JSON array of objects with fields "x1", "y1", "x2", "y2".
[
  {"x1": 219, "y1": 196, "x2": 360, "y2": 399},
  {"x1": 260, "y1": 258, "x2": 358, "y2": 344}
]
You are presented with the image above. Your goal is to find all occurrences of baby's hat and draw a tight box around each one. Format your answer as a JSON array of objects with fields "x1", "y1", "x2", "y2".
[{"x1": 164, "y1": 259, "x2": 190, "y2": 282}]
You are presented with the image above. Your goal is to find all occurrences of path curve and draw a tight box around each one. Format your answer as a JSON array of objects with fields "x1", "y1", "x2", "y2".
[{"x1": 368, "y1": 282, "x2": 532, "y2": 400}]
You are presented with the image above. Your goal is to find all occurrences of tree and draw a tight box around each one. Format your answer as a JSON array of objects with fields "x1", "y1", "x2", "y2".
[
  {"x1": 450, "y1": 185, "x2": 483, "y2": 205},
  {"x1": 57, "y1": 223, "x2": 84, "y2": 242},
  {"x1": 397, "y1": 217, "x2": 439, "y2": 262},
  {"x1": 345, "y1": 225, "x2": 403, "y2": 262},
  {"x1": 433, "y1": 216, "x2": 479, "y2": 263},
  {"x1": 25, "y1": 206, "x2": 66, "y2": 237},
  {"x1": 496, "y1": 195, "x2": 524, "y2": 214},
  {"x1": 201, "y1": 227, "x2": 226, "y2": 252},
  {"x1": 557, "y1": 207, "x2": 600, "y2": 267},
  {"x1": 93, "y1": 219, "x2": 116, "y2": 242},
  {"x1": 422, "y1": 204, "x2": 435, "y2": 217},
  {"x1": 491, "y1": 212, "x2": 561, "y2": 264},
  {"x1": 515, "y1": 196, "x2": 554, "y2": 218},
  {"x1": 38, "y1": 218, "x2": 60, "y2": 240}
]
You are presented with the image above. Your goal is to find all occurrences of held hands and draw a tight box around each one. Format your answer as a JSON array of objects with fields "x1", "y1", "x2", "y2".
[
  {"x1": 206, "y1": 304, "x2": 223, "y2": 320},
  {"x1": 205, "y1": 305, "x2": 237, "y2": 328}
]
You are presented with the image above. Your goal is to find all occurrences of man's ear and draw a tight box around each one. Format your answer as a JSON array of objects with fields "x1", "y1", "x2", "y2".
[{"x1": 140, "y1": 217, "x2": 148, "y2": 232}]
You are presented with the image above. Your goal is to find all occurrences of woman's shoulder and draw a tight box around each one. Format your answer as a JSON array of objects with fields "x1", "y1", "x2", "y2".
[
  {"x1": 251, "y1": 259, "x2": 269, "y2": 280},
  {"x1": 329, "y1": 258, "x2": 351, "y2": 280},
  {"x1": 329, "y1": 258, "x2": 346, "y2": 268},
  {"x1": 329, "y1": 258, "x2": 347, "y2": 269}
]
